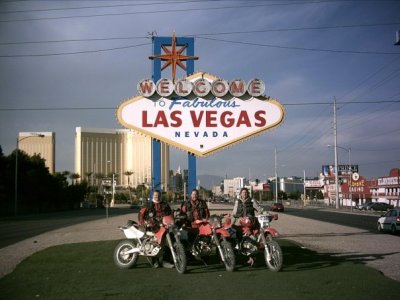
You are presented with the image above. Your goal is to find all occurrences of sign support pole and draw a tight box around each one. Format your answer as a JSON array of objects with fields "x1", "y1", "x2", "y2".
[
  {"x1": 185, "y1": 38, "x2": 196, "y2": 195},
  {"x1": 151, "y1": 36, "x2": 196, "y2": 195}
]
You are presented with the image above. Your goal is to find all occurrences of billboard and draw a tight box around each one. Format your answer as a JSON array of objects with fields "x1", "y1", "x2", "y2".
[
  {"x1": 322, "y1": 165, "x2": 359, "y2": 177},
  {"x1": 304, "y1": 180, "x2": 323, "y2": 188},
  {"x1": 117, "y1": 72, "x2": 285, "y2": 157}
]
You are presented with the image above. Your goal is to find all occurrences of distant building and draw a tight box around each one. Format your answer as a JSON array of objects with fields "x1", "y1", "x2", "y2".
[
  {"x1": 74, "y1": 127, "x2": 169, "y2": 190},
  {"x1": 169, "y1": 166, "x2": 187, "y2": 193},
  {"x1": 223, "y1": 177, "x2": 246, "y2": 198},
  {"x1": 248, "y1": 180, "x2": 271, "y2": 193},
  {"x1": 18, "y1": 132, "x2": 55, "y2": 174},
  {"x1": 212, "y1": 185, "x2": 223, "y2": 196},
  {"x1": 370, "y1": 168, "x2": 400, "y2": 207}
]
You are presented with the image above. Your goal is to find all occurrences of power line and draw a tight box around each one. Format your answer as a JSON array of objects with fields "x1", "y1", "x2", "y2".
[
  {"x1": 0, "y1": 42, "x2": 151, "y2": 57},
  {"x1": 0, "y1": 36, "x2": 149, "y2": 45},
  {"x1": 0, "y1": 0, "x2": 208, "y2": 14},
  {"x1": 2, "y1": 22, "x2": 399, "y2": 46},
  {"x1": 197, "y1": 36, "x2": 400, "y2": 55},
  {"x1": 1, "y1": 100, "x2": 399, "y2": 111},
  {"x1": 0, "y1": 1, "x2": 367, "y2": 23}
]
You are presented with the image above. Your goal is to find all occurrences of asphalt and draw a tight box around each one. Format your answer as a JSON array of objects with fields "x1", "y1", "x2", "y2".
[{"x1": 1, "y1": 204, "x2": 399, "y2": 282}]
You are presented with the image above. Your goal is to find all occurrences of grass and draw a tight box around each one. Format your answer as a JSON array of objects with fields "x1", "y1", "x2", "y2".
[{"x1": 0, "y1": 239, "x2": 399, "y2": 300}]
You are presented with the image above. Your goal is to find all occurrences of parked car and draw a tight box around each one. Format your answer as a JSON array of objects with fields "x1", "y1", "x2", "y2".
[
  {"x1": 357, "y1": 202, "x2": 373, "y2": 210},
  {"x1": 368, "y1": 202, "x2": 394, "y2": 211},
  {"x1": 271, "y1": 202, "x2": 284, "y2": 212},
  {"x1": 130, "y1": 204, "x2": 141, "y2": 210},
  {"x1": 377, "y1": 208, "x2": 400, "y2": 234}
]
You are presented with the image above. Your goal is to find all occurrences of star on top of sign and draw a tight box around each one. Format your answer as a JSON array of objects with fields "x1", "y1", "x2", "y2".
[{"x1": 149, "y1": 32, "x2": 199, "y2": 82}]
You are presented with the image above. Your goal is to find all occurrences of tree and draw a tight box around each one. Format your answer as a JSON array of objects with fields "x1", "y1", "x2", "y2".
[
  {"x1": 124, "y1": 171, "x2": 134, "y2": 187},
  {"x1": 84, "y1": 172, "x2": 93, "y2": 184},
  {"x1": 0, "y1": 148, "x2": 89, "y2": 215},
  {"x1": 124, "y1": 171, "x2": 134, "y2": 202},
  {"x1": 69, "y1": 173, "x2": 81, "y2": 185}
]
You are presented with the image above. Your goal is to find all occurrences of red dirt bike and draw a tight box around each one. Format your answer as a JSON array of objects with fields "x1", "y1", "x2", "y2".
[
  {"x1": 225, "y1": 213, "x2": 283, "y2": 272},
  {"x1": 189, "y1": 214, "x2": 236, "y2": 272},
  {"x1": 113, "y1": 213, "x2": 187, "y2": 274}
]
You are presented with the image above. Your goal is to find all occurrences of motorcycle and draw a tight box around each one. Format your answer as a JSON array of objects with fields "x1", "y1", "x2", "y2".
[
  {"x1": 113, "y1": 213, "x2": 187, "y2": 274},
  {"x1": 190, "y1": 214, "x2": 236, "y2": 272},
  {"x1": 226, "y1": 213, "x2": 283, "y2": 272}
]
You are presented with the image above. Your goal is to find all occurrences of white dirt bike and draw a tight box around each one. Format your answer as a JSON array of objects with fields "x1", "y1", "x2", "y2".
[{"x1": 113, "y1": 214, "x2": 187, "y2": 274}]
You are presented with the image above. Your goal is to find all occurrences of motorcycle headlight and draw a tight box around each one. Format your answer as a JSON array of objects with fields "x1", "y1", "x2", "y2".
[{"x1": 208, "y1": 215, "x2": 221, "y2": 228}]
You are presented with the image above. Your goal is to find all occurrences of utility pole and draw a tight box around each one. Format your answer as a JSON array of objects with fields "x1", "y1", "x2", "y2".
[
  {"x1": 275, "y1": 146, "x2": 278, "y2": 203},
  {"x1": 333, "y1": 97, "x2": 340, "y2": 209},
  {"x1": 303, "y1": 169, "x2": 306, "y2": 207}
]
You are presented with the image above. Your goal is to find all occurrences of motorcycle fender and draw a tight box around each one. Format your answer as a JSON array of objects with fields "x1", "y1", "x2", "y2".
[
  {"x1": 154, "y1": 226, "x2": 166, "y2": 243},
  {"x1": 198, "y1": 224, "x2": 212, "y2": 236},
  {"x1": 123, "y1": 226, "x2": 145, "y2": 239},
  {"x1": 216, "y1": 228, "x2": 231, "y2": 238},
  {"x1": 265, "y1": 227, "x2": 280, "y2": 237}
]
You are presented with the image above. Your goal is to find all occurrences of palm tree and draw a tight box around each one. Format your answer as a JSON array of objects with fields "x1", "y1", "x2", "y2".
[
  {"x1": 84, "y1": 172, "x2": 93, "y2": 184},
  {"x1": 95, "y1": 173, "x2": 104, "y2": 193},
  {"x1": 124, "y1": 171, "x2": 134, "y2": 187},
  {"x1": 124, "y1": 171, "x2": 134, "y2": 202},
  {"x1": 69, "y1": 173, "x2": 80, "y2": 185}
]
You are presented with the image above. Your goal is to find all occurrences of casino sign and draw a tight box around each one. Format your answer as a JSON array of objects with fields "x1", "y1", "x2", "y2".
[{"x1": 117, "y1": 71, "x2": 285, "y2": 157}]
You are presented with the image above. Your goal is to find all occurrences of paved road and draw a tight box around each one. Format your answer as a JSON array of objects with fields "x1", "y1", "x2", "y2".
[
  {"x1": 0, "y1": 204, "x2": 399, "y2": 282},
  {"x1": 285, "y1": 207, "x2": 384, "y2": 232},
  {"x1": 0, "y1": 207, "x2": 134, "y2": 248}
]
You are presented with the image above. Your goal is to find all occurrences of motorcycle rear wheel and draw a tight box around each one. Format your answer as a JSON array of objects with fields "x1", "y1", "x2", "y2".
[
  {"x1": 263, "y1": 238, "x2": 283, "y2": 272},
  {"x1": 114, "y1": 240, "x2": 139, "y2": 269},
  {"x1": 220, "y1": 237, "x2": 236, "y2": 272},
  {"x1": 172, "y1": 241, "x2": 187, "y2": 274}
]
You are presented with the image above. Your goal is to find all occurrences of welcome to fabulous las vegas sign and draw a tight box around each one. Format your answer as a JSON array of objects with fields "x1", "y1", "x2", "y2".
[{"x1": 117, "y1": 71, "x2": 285, "y2": 157}]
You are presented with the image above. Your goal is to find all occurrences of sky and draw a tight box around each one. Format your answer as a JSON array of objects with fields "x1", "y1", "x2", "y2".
[{"x1": 0, "y1": 0, "x2": 399, "y2": 183}]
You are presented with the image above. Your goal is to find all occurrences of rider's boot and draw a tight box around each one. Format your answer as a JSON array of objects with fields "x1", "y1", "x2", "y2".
[{"x1": 247, "y1": 256, "x2": 255, "y2": 267}]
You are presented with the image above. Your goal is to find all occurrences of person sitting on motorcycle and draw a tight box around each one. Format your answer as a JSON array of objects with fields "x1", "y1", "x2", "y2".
[
  {"x1": 138, "y1": 190, "x2": 172, "y2": 227},
  {"x1": 232, "y1": 187, "x2": 263, "y2": 221},
  {"x1": 179, "y1": 189, "x2": 210, "y2": 243},
  {"x1": 138, "y1": 190, "x2": 174, "y2": 268},
  {"x1": 231, "y1": 187, "x2": 263, "y2": 266},
  {"x1": 180, "y1": 189, "x2": 210, "y2": 226}
]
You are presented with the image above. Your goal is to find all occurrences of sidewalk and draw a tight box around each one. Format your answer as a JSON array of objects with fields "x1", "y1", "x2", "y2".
[{"x1": 1, "y1": 207, "x2": 399, "y2": 282}]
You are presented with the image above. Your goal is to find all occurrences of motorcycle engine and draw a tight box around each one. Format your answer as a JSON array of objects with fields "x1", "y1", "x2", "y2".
[
  {"x1": 240, "y1": 236, "x2": 258, "y2": 256},
  {"x1": 192, "y1": 236, "x2": 212, "y2": 257},
  {"x1": 143, "y1": 240, "x2": 161, "y2": 256}
]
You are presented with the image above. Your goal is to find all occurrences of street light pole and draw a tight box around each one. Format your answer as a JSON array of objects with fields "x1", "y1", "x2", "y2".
[
  {"x1": 333, "y1": 98, "x2": 339, "y2": 209},
  {"x1": 328, "y1": 144, "x2": 351, "y2": 210},
  {"x1": 14, "y1": 133, "x2": 44, "y2": 216}
]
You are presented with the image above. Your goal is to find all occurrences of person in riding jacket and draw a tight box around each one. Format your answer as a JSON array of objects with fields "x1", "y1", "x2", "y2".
[
  {"x1": 231, "y1": 187, "x2": 263, "y2": 266},
  {"x1": 180, "y1": 189, "x2": 210, "y2": 226},
  {"x1": 179, "y1": 189, "x2": 210, "y2": 245},
  {"x1": 232, "y1": 187, "x2": 263, "y2": 220},
  {"x1": 138, "y1": 190, "x2": 174, "y2": 268},
  {"x1": 138, "y1": 190, "x2": 172, "y2": 227}
]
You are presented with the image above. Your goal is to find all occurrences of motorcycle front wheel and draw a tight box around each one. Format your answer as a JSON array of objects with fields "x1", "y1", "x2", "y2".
[
  {"x1": 263, "y1": 238, "x2": 283, "y2": 272},
  {"x1": 114, "y1": 240, "x2": 139, "y2": 269},
  {"x1": 172, "y1": 241, "x2": 187, "y2": 274},
  {"x1": 220, "y1": 237, "x2": 236, "y2": 272}
]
